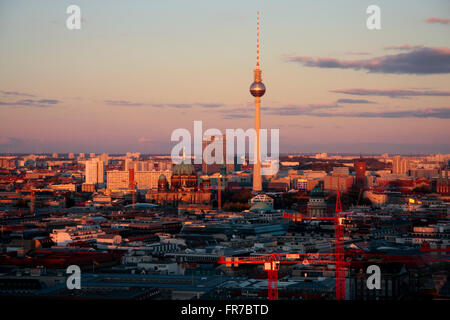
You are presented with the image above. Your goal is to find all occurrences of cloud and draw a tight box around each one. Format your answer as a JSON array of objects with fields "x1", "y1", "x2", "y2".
[
  {"x1": 336, "y1": 99, "x2": 375, "y2": 104},
  {"x1": 137, "y1": 137, "x2": 154, "y2": 143},
  {"x1": 104, "y1": 100, "x2": 151, "y2": 107},
  {"x1": 384, "y1": 44, "x2": 423, "y2": 51},
  {"x1": 0, "y1": 98, "x2": 59, "y2": 107},
  {"x1": 104, "y1": 100, "x2": 223, "y2": 109},
  {"x1": 251, "y1": 102, "x2": 450, "y2": 119},
  {"x1": 345, "y1": 52, "x2": 372, "y2": 56},
  {"x1": 167, "y1": 104, "x2": 192, "y2": 109},
  {"x1": 425, "y1": 17, "x2": 450, "y2": 25},
  {"x1": 331, "y1": 88, "x2": 450, "y2": 98},
  {"x1": 223, "y1": 113, "x2": 252, "y2": 120},
  {"x1": 286, "y1": 46, "x2": 450, "y2": 74},
  {"x1": 0, "y1": 136, "x2": 13, "y2": 145},
  {"x1": 264, "y1": 104, "x2": 340, "y2": 116},
  {"x1": 218, "y1": 107, "x2": 252, "y2": 119},
  {"x1": 197, "y1": 103, "x2": 224, "y2": 108},
  {"x1": 37, "y1": 99, "x2": 59, "y2": 104},
  {"x1": 311, "y1": 107, "x2": 450, "y2": 119},
  {"x1": 1, "y1": 90, "x2": 35, "y2": 97}
]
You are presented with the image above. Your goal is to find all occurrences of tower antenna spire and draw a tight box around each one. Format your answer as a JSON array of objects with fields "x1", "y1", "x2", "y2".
[{"x1": 256, "y1": 11, "x2": 260, "y2": 68}]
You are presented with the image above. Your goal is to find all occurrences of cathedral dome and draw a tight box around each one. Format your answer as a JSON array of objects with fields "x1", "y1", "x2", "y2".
[{"x1": 173, "y1": 162, "x2": 196, "y2": 176}]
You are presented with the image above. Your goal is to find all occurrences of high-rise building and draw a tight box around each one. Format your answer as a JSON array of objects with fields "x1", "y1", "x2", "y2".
[
  {"x1": 296, "y1": 178, "x2": 308, "y2": 191},
  {"x1": 355, "y1": 161, "x2": 366, "y2": 188},
  {"x1": 250, "y1": 11, "x2": 266, "y2": 193},
  {"x1": 437, "y1": 168, "x2": 449, "y2": 195},
  {"x1": 99, "y1": 153, "x2": 109, "y2": 165},
  {"x1": 392, "y1": 155, "x2": 409, "y2": 175},
  {"x1": 333, "y1": 167, "x2": 349, "y2": 176},
  {"x1": 106, "y1": 170, "x2": 173, "y2": 191},
  {"x1": 202, "y1": 135, "x2": 234, "y2": 174},
  {"x1": 85, "y1": 158, "x2": 104, "y2": 184},
  {"x1": 106, "y1": 170, "x2": 128, "y2": 191},
  {"x1": 125, "y1": 160, "x2": 158, "y2": 172},
  {"x1": 324, "y1": 175, "x2": 354, "y2": 192}
]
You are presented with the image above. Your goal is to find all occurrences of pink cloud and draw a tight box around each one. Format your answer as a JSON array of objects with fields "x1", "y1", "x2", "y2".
[
  {"x1": 286, "y1": 46, "x2": 450, "y2": 74},
  {"x1": 384, "y1": 44, "x2": 423, "y2": 51},
  {"x1": 425, "y1": 17, "x2": 450, "y2": 25}
]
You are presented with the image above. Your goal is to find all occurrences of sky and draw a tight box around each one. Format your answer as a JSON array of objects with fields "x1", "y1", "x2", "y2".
[{"x1": 0, "y1": 0, "x2": 449, "y2": 154}]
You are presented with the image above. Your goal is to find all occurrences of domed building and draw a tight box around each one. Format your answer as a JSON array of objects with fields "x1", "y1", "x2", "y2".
[
  {"x1": 307, "y1": 185, "x2": 327, "y2": 217},
  {"x1": 158, "y1": 174, "x2": 169, "y2": 191},
  {"x1": 170, "y1": 162, "x2": 198, "y2": 190},
  {"x1": 146, "y1": 161, "x2": 211, "y2": 206}
]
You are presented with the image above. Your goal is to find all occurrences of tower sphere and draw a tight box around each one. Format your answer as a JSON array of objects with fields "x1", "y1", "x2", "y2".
[{"x1": 250, "y1": 81, "x2": 266, "y2": 97}]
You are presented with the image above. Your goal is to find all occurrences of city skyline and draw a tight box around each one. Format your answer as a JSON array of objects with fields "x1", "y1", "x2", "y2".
[
  {"x1": 1, "y1": 1, "x2": 449, "y2": 305},
  {"x1": 1, "y1": 0, "x2": 449, "y2": 154}
]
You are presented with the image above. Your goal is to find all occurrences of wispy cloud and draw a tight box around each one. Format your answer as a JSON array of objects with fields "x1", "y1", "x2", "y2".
[
  {"x1": 219, "y1": 107, "x2": 252, "y2": 119},
  {"x1": 336, "y1": 99, "x2": 375, "y2": 104},
  {"x1": 345, "y1": 51, "x2": 372, "y2": 56},
  {"x1": 223, "y1": 113, "x2": 252, "y2": 120},
  {"x1": 264, "y1": 104, "x2": 341, "y2": 116},
  {"x1": 104, "y1": 100, "x2": 223, "y2": 109},
  {"x1": 383, "y1": 44, "x2": 423, "y2": 51},
  {"x1": 425, "y1": 17, "x2": 450, "y2": 25},
  {"x1": 0, "y1": 136, "x2": 13, "y2": 145},
  {"x1": 254, "y1": 102, "x2": 450, "y2": 119},
  {"x1": 0, "y1": 99, "x2": 59, "y2": 107},
  {"x1": 104, "y1": 100, "x2": 152, "y2": 107},
  {"x1": 312, "y1": 108, "x2": 450, "y2": 119},
  {"x1": 196, "y1": 103, "x2": 224, "y2": 108},
  {"x1": 331, "y1": 88, "x2": 450, "y2": 99},
  {"x1": 167, "y1": 104, "x2": 192, "y2": 109},
  {"x1": 137, "y1": 137, "x2": 156, "y2": 143},
  {"x1": 285, "y1": 46, "x2": 450, "y2": 74},
  {"x1": 1, "y1": 90, "x2": 35, "y2": 98}
]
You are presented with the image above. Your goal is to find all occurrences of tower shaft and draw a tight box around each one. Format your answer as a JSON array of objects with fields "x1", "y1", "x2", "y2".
[{"x1": 253, "y1": 96, "x2": 262, "y2": 192}]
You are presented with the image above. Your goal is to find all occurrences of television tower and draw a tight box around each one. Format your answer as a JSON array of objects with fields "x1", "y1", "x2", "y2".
[{"x1": 250, "y1": 11, "x2": 266, "y2": 192}]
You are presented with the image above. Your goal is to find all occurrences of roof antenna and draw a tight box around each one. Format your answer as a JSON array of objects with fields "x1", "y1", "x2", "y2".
[{"x1": 256, "y1": 11, "x2": 260, "y2": 68}]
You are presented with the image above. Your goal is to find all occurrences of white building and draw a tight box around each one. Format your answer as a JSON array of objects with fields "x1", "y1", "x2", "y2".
[
  {"x1": 50, "y1": 224, "x2": 106, "y2": 246},
  {"x1": 85, "y1": 158, "x2": 104, "y2": 184}
]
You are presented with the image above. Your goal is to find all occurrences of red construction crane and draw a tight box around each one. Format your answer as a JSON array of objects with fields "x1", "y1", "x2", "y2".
[
  {"x1": 218, "y1": 252, "x2": 338, "y2": 300},
  {"x1": 219, "y1": 189, "x2": 449, "y2": 300},
  {"x1": 129, "y1": 168, "x2": 135, "y2": 209},
  {"x1": 282, "y1": 189, "x2": 347, "y2": 300}
]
